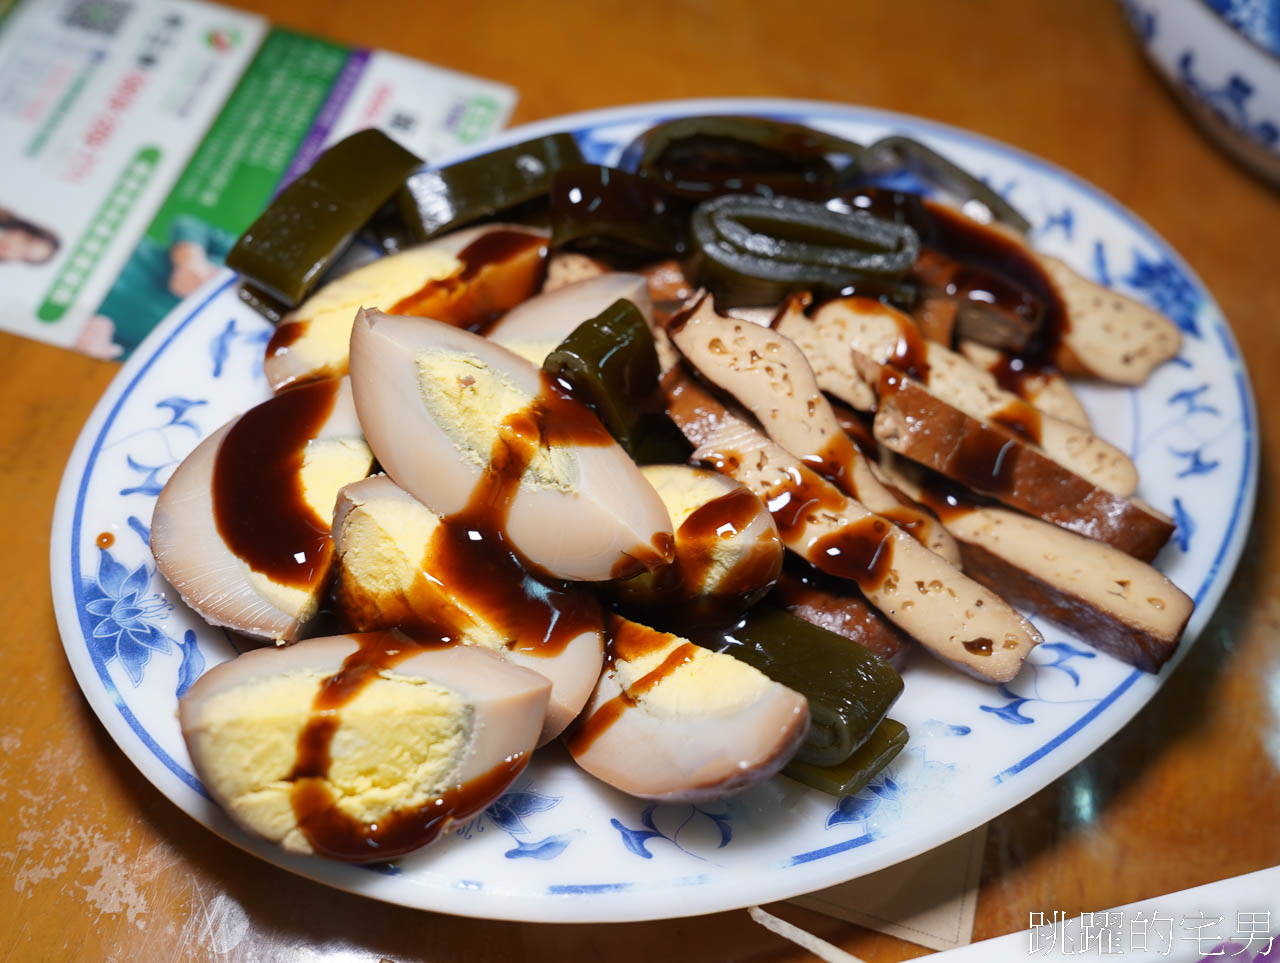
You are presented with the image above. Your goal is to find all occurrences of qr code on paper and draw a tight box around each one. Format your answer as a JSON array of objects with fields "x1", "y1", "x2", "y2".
[{"x1": 61, "y1": 0, "x2": 133, "y2": 36}]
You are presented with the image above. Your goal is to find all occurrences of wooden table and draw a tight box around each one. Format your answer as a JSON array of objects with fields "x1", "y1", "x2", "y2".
[{"x1": 5, "y1": 0, "x2": 1279, "y2": 959}]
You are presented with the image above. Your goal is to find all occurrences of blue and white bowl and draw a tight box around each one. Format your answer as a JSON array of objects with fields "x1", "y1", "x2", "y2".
[{"x1": 1122, "y1": 0, "x2": 1280, "y2": 186}]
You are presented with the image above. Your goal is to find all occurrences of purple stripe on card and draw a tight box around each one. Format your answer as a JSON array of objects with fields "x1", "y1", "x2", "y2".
[{"x1": 275, "y1": 47, "x2": 372, "y2": 192}]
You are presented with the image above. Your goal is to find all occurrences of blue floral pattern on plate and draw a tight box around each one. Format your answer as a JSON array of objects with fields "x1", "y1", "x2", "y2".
[
  {"x1": 1202, "y1": 0, "x2": 1280, "y2": 57},
  {"x1": 611, "y1": 803, "x2": 733, "y2": 861},
  {"x1": 1177, "y1": 51, "x2": 1279, "y2": 149},
  {"x1": 49, "y1": 100, "x2": 1257, "y2": 922},
  {"x1": 455, "y1": 779, "x2": 578, "y2": 861}
]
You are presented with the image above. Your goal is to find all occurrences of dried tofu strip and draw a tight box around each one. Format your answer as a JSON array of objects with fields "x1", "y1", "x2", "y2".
[
  {"x1": 777, "y1": 297, "x2": 1137, "y2": 496},
  {"x1": 669, "y1": 296, "x2": 960, "y2": 564},
  {"x1": 543, "y1": 252, "x2": 608, "y2": 291},
  {"x1": 783, "y1": 321, "x2": 1174, "y2": 562},
  {"x1": 662, "y1": 366, "x2": 914, "y2": 665},
  {"x1": 864, "y1": 357, "x2": 1175, "y2": 562},
  {"x1": 773, "y1": 570, "x2": 913, "y2": 667},
  {"x1": 689, "y1": 418, "x2": 1041, "y2": 683},
  {"x1": 1037, "y1": 254, "x2": 1181, "y2": 385},
  {"x1": 660, "y1": 363, "x2": 743, "y2": 447},
  {"x1": 778, "y1": 302, "x2": 877, "y2": 411},
  {"x1": 877, "y1": 456, "x2": 1191, "y2": 673},
  {"x1": 957, "y1": 339, "x2": 1091, "y2": 431}
]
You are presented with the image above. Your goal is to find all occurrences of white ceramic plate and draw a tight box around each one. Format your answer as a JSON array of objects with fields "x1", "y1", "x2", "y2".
[{"x1": 50, "y1": 98, "x2": 1257, "y2": 923}]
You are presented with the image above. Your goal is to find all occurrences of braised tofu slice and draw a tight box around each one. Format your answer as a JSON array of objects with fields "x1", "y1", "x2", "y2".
[
  {"x1": 880, "y1": 457, "x2": 1192, "y2": 672},
  {"x1": 669, "y1": 295, "x2": 960, "y2": 563},
  {"x1": 867, "y1": 361, "x2": 1175, "y2": 562},
  {"x1": 777, "y1": 296, "x2": 1137, "y2": 496},
  {"x1": 1038, "y1": 254, "x2": 1182, "y2": 385},
  {"x1": 958, "y1": 339, "x2": 1091, "y2": 430},
  {"x1": 690, "y1": 417, "x2": 1041, "y2": 683}
]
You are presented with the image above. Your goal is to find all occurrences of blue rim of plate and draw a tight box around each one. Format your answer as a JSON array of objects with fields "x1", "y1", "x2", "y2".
[{"x1": 50, "y1": 97, "x2": 1258, "y2": 921}]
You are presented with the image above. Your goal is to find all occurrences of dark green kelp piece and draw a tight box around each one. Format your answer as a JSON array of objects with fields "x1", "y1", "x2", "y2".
[
  {"x1": 628, "y1": 115, "x2": 862, "y2": 201},
  {"x1": 542, "y1": 298, "x2": 691, "y2": 464},
  {"x1": 783, "y1": 718, "x2": 909, "y2": 796},
  {"x1": 690, "y1": 193, "x2": 919, "y2": 306},
  {"x1": 397, "y1": 133, "x2": 583, "y2": 241},
  {"x1": 227, "y1": 129, "x2": 421, "y2": 307},
  {"x1": 705, "y1": 605, "x2": 903, "y2": 767}
]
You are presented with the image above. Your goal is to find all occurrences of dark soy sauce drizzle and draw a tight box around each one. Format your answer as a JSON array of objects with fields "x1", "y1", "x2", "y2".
[
  {"x1": 809, "y1": 516, "x2": 896, "y2": 593},
  {"x1": 750, "y1": 459, "x2": 897, "y2": 593},
  {"x1": 566, "y1": 616, "x2": 697, "y2": 756},
  {"x1": 988, "y1": 354, "x2": 1038, "y2": 396},
  {"x1": 266, "y1": 317, "x2": 307, "y2": 359},
  {"x1": 410, "y1": 372, "x2": 613, "y2": 657},
  {"x1": 213, "y1": 378, "x2": 339, "y2": 588},
  {"x1": 884, "y1": 301, "x2": 931, "y2": 382},
  {"x1": 799, "y1": 432, "x2": 935, "y2": 551},
  {"x1": 914, "y1": 473, "x2": 981, "y2": 523},
  {"x1": 762, "y1": 467, "x2": 847, "y2": 541},
  {"x1": 389, "y1": 230, "x2": 548, "y2": 331},
  {"x1": 988, "y1": 400, "x2": 1043, "y2": 445},
  {"x1": 953, "y1": 429, "x2": 1020, "y2": 496},
  {"x1": 963, "y1": 638, "x2": 994, "y2": 656},
  {"x1": 287, "y1": 629, "x2": 528, "y2": 862},
  {"x1": 801, "y1": 434, "x2": 857, "y2": 497},
  {"x1": 912, "y1": 249, "x2": 1041, "y2": 347},
  {"x1": 290, "y1": 374, "x2": 624, "y2": 859},
  {"x1": 636, "y1": 486, "x2": 781, "y2": 624},
  {"x1": 846, "y1": 189, "x2": 1069, "y2": 363}
]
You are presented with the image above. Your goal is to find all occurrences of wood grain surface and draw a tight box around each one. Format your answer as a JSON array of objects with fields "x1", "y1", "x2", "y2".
[{"x1": 4, "y1": 0, "x2": 1279, "y2": 960}]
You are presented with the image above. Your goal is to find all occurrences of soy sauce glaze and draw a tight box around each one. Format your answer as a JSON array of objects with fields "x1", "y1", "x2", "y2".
[
  {"x1": 756, "y1": 465, "x2": 847, "y2": 541},
  {"x1": 914, "y1": 473, "x2": 981, "y2": 523},
  {"x1": 809, "y1": 516, "x2": 896, "y2": 593},
  {"x1": 884, "y1": 303, "x2": 931, "y2": 383},
  {"x1": 288, "y1": 629, "x2": 530, "y2": 862},
  {"x1": 845, "y1": 189, "x2": 1069, "y2": 362},
  {"x1": 751, "y1": 457, "x2": 896, "y2": 593},
  {"x1": 878, "y1": 367, "x2": 1020, "y2": 497},
  {"x1": 817, "y1": 399, "x2": 946, "y2": 549},
  {"x1": 213, "y1": 377, "x2": 339, "y2": 588},
  {"x1": 635, "y1": 486, "x2": 782, "y2": 623},
  {"x1": 408, "y1": 372, "x2": 615, "y2": 656},
  {"x1": 799, "y1": 433, "x2": 935, "y2": 550},
  {"x1": 952, "y1": 426, "x2": 1021, "y2": 496},
  {"x1": 800, "y1": 433, "x2": 858, "y2": 498},
  {"x1": 911, "y1": 250, "x2": 1041, "y2": 350},
  {"x1": 987, "y1": 354, "x2": 1039, "y2": 396},
  {"x1": 988, "y1": 400, "x2": 1043, "y2": 445},
  {"x1": 390, "y1": 229, "x2": 548, "y2": 331},
  {"x1": 266, "y1": 317, "x2": 307, "y2": 358}
]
